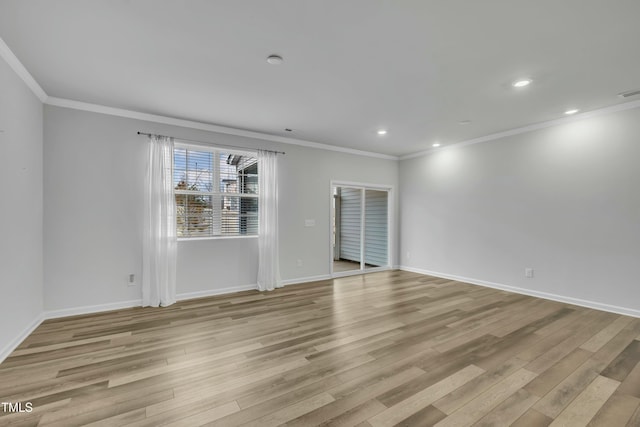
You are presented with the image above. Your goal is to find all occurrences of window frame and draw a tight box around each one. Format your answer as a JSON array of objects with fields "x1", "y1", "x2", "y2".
[{"x1": 174, "y1": 142, "x2": 259, "y2": 241}]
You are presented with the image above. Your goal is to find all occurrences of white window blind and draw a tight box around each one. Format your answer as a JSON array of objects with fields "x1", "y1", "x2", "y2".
[
  {"x1": 339, "y1": 188, "x2": 362, "y2": 262},
  {"x1": 364, "y1": 189, "x2": 388, "y2": 266},
  {"x1": 174, "y1": 144, "x2": 258, "y2": 238}
]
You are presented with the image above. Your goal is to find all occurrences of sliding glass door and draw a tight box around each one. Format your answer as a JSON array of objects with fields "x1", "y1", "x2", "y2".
[
  {"x1": 364, "y1": 189, "x2": 388, "y2": 269},
  {"x1": 331, "y1": 184, "x2": 390, "y2": 274}
]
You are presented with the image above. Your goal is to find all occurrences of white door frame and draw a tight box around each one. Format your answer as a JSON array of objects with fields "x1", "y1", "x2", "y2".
[{"x1": 329, "y1": 180, "x2": 394, "y2": 278}]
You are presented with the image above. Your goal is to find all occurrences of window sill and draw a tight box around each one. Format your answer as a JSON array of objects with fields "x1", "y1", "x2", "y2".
[{"x1": 178, "y1": 235, "x2": 259, "y2": 242}]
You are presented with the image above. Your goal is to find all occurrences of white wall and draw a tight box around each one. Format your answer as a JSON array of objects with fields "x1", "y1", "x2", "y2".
[
  {"x1": 0, "y1": 55, "x2": 43, "y2": 358},
  {"x1": 43, "y1": 106, "x2": 398, "y2": 312},
  {"x1": 400, "y1": 107, "x2": 640, "y2": 314}
]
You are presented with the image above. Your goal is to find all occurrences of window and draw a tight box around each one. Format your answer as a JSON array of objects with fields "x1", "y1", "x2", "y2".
[{"x1": 173, "y1": 144, "x2": 258, "y2": 238}]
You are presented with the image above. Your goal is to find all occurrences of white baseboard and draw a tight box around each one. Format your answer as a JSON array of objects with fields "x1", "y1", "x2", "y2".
[
  {"x1": 0, "y1": 313, "x2": 45, "y2": 364},
  {"x1": 400, "y1": 265, "x2": 640, "y2": 318},
  {"x1": 45, "y1": 299, "x2": 143, "y2": 320},
  {"x1": 331, "y1": 270, "x2": 363, "y2": 279},
  {"x1": 283, "y1": 267, "x2": 398, "y2": 285},
  {"x1": 282, "y1": 274, "x2": 332, "y2": 286},
  {"x1": 330, "y1": 266, "x2": 392, "y2": 279},
  {"x1": 30, "y1": 269, "x2": 401, "y2": 327},
  {"x1": 42, "y1": 285, "x2": 261, "y2": 319},
  {"x1": 42, "y1": 284, "x2": 259, "y2": 320},
  {"x1": 177, "y1": 284, "x2": 258, "y2": 301}
]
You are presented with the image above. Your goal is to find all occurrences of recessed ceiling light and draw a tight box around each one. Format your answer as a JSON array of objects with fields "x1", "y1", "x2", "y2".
[
  {"x1": 266, "y1": 54, "x2": 283, "y2": 65},
  {"x1": 458, "y1": 120, "x2": 472, "y2": 125},
  {"x1": 564, "y1": 109, "x2": 579, "y2": 115},
  {"x1": 512, "y1": 79, "x2": 532, "y2": 88},
  {"x1": 619, "y1": 89, "x2": 640, "y2": 98},
  {"x1": 377, "y1": 130, "x2": 387, "y2": 135},
  {"x1": 432, "y1": 143, "x2": 441, "y2": 147}
]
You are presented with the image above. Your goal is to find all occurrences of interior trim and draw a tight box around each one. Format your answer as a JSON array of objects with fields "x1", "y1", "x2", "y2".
[
  {"x1": 45, "y1": 97, "x2": 399, "y2": 160},
  {"x1": 176, "y1": 284, "x2": 258, "y2": 301},
  {"x1": 400, "y1": 265, "x2": 640, "y2": 318},
  {"x1": 400, "y1": 99, "x2": 640, "y2": 160},
  {"x1": 44, "y1": 300, "x2": 143, "y2": 320},
  {"x1": 0, "y1": 37, "x2": 47, "y2": 102},
  {"x1": 0, "y1": 314, "x2": 45, "y2": 364},
  {"x1": 3, "y1": 35, "x2": 640, "y2": 161}
]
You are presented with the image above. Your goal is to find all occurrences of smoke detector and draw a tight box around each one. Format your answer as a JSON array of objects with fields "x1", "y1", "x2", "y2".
[{"x1": 266, "y1": 55, "x2": 283, "y2": 65}]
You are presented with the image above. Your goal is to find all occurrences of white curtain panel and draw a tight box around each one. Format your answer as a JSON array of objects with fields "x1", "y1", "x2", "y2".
[
  {"x1": 142, "y1": 135, "x2": 177, "y2": 307},
  {"x1": 257, "y1": 150, "x2": 282, "y2": 291}
]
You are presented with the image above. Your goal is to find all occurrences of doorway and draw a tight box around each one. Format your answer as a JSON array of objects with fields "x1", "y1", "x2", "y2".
[{"x1": 331, "y1": 183, "x2": 390, "y2": 276}]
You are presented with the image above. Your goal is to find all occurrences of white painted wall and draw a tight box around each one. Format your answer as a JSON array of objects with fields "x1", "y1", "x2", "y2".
[
  {"x1": 400, "y1": 107, "x2": 640, "y2": 314},
  {"x1": 43, "y1": 106, "x2": 398, "y2": 312},
  {"x1": 0, "y1": 55, "x2": 43, "y2": 358}
]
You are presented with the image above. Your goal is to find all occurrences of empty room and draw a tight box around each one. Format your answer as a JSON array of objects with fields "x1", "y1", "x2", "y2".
[{"x1": 1, "y1": 1, "x2": 640, "y2": 426}]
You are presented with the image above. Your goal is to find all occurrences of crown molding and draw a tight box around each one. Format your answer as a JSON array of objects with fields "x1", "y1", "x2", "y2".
[
  {"x1": 5, "y1": 34, "x2": 639, "y2": 162},
  {"x1": 1, "y1": 35, "x2": 396, "y2": 160},
  {"x1": 0, "y1": 37, "x2": 47, "y2": 102},
  {"x1": 45, "y1": 97, "x2": 399, "y2": 161},
  {"x1": 400, "y1": 99, "x2": 640, "y2": 160}
]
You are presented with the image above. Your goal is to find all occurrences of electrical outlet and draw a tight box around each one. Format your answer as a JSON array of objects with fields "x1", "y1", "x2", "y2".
[
  {"x1": 406, "y1": 251, "x2": 411, "y2": 260},
  {"x1": 128, "y1": 273, "x2": 136, "y2": 286},
  {"x1": 525, "y1": 268, "x2": 534, "y2": 278},
  {"x1": 296, "y1": 259, "x2": 303, "y2": 267}
]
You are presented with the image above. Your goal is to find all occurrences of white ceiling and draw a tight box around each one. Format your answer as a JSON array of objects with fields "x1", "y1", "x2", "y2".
[{"x1": 1, "y1": 0, "x2": 639, "y2": 156}]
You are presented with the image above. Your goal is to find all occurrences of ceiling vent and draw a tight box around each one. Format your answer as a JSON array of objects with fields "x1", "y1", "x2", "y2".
[{"x1": 618, "y1": 89, "x2": 640, "y2": 98}]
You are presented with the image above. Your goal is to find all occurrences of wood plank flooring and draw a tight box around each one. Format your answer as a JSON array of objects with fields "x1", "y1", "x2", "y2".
[{"x1": 1, "y1": 270, "x2": 640, "y2": 426}]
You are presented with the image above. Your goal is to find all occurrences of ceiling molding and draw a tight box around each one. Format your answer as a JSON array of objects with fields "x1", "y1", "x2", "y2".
[
  {"x1": 45, "y1": 97, "x2": 399, "y2": 161},
  {"x1": 1, "y1": 35, "x2": 396, "y2": 161},
  {"x1": 400, "y1": 99, "x2": 640, "y2": 160},
  {"x1": 0, "y1": 37, "x2": 47, "y2": 102},
  {"x1": 5, "y1": 35, "x2": 640, "y2": 162}
]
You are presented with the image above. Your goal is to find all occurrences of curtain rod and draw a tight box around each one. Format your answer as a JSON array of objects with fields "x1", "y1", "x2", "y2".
[{"x1": 137, "y1": 132, "x2": 285, "y2": 155}]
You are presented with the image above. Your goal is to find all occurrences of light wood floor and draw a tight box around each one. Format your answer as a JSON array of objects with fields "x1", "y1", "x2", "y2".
[
  {"x1": 332, "y1": 259, "x2": 361, "y2": 273},
  {"x1": 1, "y1": 270, "x2": 640, "y2": 426}
]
